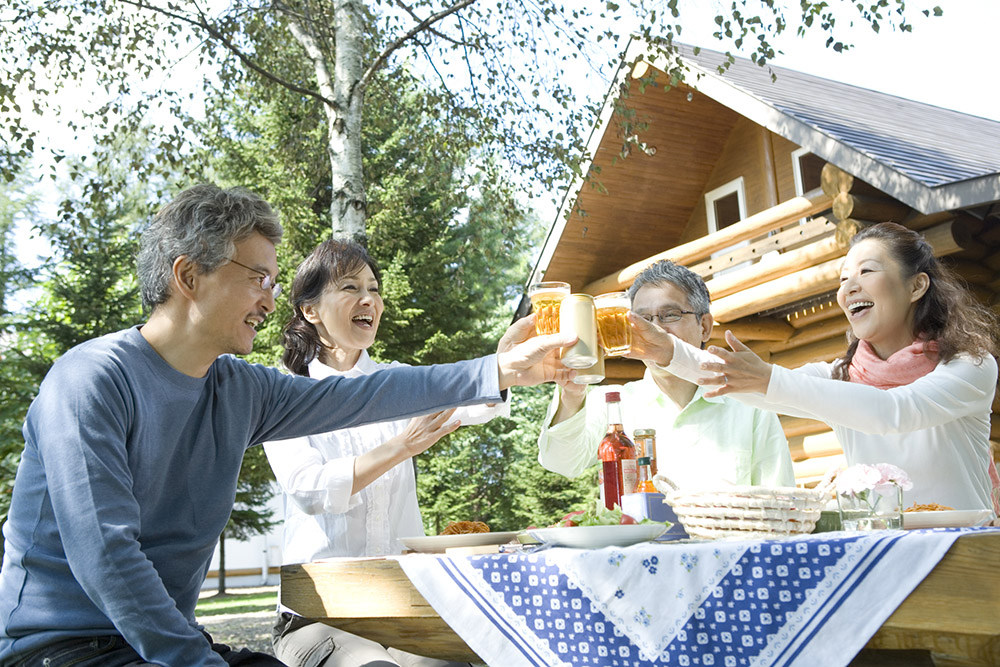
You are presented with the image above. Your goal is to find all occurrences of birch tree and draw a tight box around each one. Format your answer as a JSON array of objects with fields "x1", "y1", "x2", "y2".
[{"x1": 2, "y1": 0, "x2": 940, "y2": 240}]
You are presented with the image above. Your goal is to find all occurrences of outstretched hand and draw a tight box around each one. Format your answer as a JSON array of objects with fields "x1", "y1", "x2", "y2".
[
  {"x1": 496, "y1": 314, "x2": 577, "y2": 389},
  {"x1": 697, "y1": 330, "x2": 773, "y2": 397},
  {"x1": 623, "y1": 312, "x2": 675, "y2": 367}
]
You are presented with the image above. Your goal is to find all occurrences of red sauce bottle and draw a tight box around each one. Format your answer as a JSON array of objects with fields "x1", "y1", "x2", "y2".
[{"x1": 598, "y1": 391, "x2": 637, "y2": 510}]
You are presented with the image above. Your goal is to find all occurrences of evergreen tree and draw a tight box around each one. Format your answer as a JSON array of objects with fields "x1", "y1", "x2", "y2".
[{"x1": 0, "y1": 173, "x2": 43, "y2": 537}]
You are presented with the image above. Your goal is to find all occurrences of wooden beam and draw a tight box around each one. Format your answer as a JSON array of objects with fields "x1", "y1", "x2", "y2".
[
  {"x1": 769, "y1": 335, "x2": 847, "y2": 369},
  {"x1": 904, "y1": 211, "x2": 955, "y2": 232},
  {"x1": 787, "y1": 430, "x2": 842, "y2": 462},
  {"x1": 820, "y1": 163, "x2": 853, "y2": 197},
  {"x1": 710, "y1": 219, "x2": 974, "y2": 324},
  {"x1": 603, "y1": 359, "x2": 646, "y2": 383},
  {"x1": 780, "y1": 416, "x2": 831, "y2": 439},
  {"x1": 582, "y1": 189, "x2": 833, "y2": 294},
  {"x1": 689, "y1": 217, "x2": 835, "y2": 282},
  {"x1": 785, "y1": 300, "x2": 842, "y2": 328},
  {"x1": 793, "y1": 453, "x2": 845, "y2": 482},
  {"x1": 768, "y1": 317, "x2": 850, "y2": 353},
  {"x1": 947, "y1": 259, "x2": 997, "y2": 286},
  {"x1": 704, "y1": 233, "x2": 846, "y2": 300},
  {"x1": 832, "y1": 193, "x2": 911, "y2": 224},
  {"x1": 711, "y1": 257, "x2": 842, "y2": 323},
  {"x1": 983, "y1": 249, "x2": 1000, "y2": 273},
  {"x1": 712, "y1": 317, "x2": 795, "y2": 341}
]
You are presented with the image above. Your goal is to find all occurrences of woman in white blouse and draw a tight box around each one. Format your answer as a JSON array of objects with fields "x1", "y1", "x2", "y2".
[
  {"x1": 629, "y1": 222, "x2": 999, "y2": 515},
  {"x1": 264, "y1": 240, "x2": 502, "y2": 667}
]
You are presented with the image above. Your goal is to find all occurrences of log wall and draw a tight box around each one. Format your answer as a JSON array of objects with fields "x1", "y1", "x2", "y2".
[{"x1": 584, "y1": 161, "x2": 1000, "y2": 487}]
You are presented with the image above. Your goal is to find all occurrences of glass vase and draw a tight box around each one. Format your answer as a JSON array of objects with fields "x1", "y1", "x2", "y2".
[{"x1": 837, "y1": 485, "x2": 904, "y2": 531}]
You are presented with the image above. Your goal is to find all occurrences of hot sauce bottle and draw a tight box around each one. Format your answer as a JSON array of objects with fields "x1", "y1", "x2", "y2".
[{"x1": 598, "y1": 391, "x2": 637, "y2": 510}]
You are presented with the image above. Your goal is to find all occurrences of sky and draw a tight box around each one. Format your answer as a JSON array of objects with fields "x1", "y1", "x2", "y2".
[
  {"x1": 11, "y1": 0, "x2": 1000, "y2": 271},
  {"x1": 719, "y1": 0, "x2": 1000, "y2": 122}
]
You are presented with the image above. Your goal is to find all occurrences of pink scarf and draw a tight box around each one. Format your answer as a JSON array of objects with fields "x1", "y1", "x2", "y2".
[{"x1": 848, "y1": 338, "x2": 939, "y2": 389}]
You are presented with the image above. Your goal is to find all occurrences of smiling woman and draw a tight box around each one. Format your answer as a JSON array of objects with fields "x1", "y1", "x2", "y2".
[
  {"x1": 648, "y1": 222, "x2": 1000, "y2": 516},
  {"x1": 261, "y1": 239, "x2": 506, "y2": 667}
]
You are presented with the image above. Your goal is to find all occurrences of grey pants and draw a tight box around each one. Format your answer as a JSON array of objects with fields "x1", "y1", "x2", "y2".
[
  {"x1": 272, "y1": 613, "x2": 470, "y2": 667},
  {"x1": 5, "y1": 632, "x2": 286, "y2": 666}
]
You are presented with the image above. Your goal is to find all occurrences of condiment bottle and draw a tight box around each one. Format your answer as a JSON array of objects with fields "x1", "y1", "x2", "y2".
[
  {"x1": 597, "y1": 391, "x2": 637, "y2": 510},
  {"x1": 634, "y1": 457, "x2": 657, "y2": 493},
  {"x1": 633, "y1": 428, "x2": 658, "y2": 478}
]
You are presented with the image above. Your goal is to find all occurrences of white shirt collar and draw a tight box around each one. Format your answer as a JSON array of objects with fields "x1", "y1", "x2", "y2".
[{"x1": 306, "y1": 349, "x2": 378, "y2": 379}]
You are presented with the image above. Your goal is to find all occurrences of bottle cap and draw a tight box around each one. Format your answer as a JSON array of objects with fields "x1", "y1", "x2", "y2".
[
  {"x1": 637, "y1": 457, "x2": 651, "y2": 466},
  {"x1": 605, "y1": 391, "x2": 621, "y2": 402},
  {"x1": 633, "y1": 428, "x2": 655, "y2": 437}
]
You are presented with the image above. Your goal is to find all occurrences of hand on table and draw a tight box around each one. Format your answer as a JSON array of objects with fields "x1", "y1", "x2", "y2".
[
  {"x1": 697, "y1": 330, "x2": 773, "y2": 396},
  {"x1": 496, "y1": 314, "x2": 577, "y2": 390}
]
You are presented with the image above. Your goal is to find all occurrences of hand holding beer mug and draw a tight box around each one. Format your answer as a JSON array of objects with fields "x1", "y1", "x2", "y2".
[
  {"x1": 528, "y1": 281, "x2": 570, "y2": 335},
  {"x1": 595, "y1": 291, "x2": 632, "y2": 356}
]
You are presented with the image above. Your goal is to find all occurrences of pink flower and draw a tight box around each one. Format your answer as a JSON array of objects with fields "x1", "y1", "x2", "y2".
[
  {"x1": 832, "y1": 462, "x2": 912, "y2": 497},
  {"x1": 834, "y1": 464, "x2": 883, "y2": 496},
  {"x1": 873, "y1": 463, "x2": 912, "y2": 493}
]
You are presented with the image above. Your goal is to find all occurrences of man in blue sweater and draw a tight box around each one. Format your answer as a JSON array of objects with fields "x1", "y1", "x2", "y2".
[{"x1": 0, "y1": 185, "x2": 574, "y2": 666}]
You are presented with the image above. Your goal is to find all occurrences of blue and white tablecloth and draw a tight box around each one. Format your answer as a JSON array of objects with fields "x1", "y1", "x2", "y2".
[{"x1": 397, "y1": 528, "x2": 996, "y2": 667}]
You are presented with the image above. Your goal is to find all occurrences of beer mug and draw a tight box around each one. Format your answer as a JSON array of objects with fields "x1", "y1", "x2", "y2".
[
  {"x1": 559, "y1": 294, "x2": 599, "y2": 369},
  {"x1": 528, "y1": 281, "x2": 570, "y2": 335},
  {"x1": 595, "y1": 291, "x2": 632, "y2": 356}
]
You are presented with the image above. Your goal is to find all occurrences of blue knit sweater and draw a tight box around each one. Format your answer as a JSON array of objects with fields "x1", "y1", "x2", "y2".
[{"x1": 0, "y1": 326, "x2": 500, "y2": 665}]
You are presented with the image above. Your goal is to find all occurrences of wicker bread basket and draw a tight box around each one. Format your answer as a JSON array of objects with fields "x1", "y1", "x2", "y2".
[{"x1": 652, "y1": 475, "x2": 830, "y2": 540}]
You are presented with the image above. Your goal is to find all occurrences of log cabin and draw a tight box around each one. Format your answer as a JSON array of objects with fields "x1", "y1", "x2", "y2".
[{"x1": 521, "y1": 41, "x2": 1000, "y2": 486}]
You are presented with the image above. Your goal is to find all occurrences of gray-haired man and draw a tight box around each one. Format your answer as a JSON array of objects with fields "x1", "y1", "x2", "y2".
[
  {"x1": 0, "y1": 184, "x2": 573, "y2": 666},
  {"x1": 538, "y1": 260, "x2": 794, "y2": 490}
]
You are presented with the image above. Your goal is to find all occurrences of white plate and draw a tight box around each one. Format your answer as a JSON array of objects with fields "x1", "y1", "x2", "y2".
[
  {"x1": 902, "y1": 509, "x2": 994, "y2": 530},
  {"x1": 400, "y1": 531, "x2": 519, "y2": 553},
  {"x1": 527, "y1": 524, "x2": 668, "y2": 549}
]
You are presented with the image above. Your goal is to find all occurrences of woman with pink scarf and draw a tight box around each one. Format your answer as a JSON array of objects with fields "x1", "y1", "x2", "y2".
[{"x1": 628, "y1": 222, "x2": 999, "y2": 515}]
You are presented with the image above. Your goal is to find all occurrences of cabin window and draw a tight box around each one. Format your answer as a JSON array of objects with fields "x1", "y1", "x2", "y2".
[
  {"x1": 792, "y1": 148, "x2": 825, "y2": 195},
  {"x1": 705, "y1": 178, "x2": 746, "y2": 234},
  {"x1": 704, "y1": 178, "x2": 749, "y2": 275}
]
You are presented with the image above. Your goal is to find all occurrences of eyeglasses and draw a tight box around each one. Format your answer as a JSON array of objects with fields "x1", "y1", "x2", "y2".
[
  {"x1": 638, "y1": 310, "x2": 699, "y2": 326},
  {"x1": 228, "y1": 258, "x2": 282, "y2": 299}
]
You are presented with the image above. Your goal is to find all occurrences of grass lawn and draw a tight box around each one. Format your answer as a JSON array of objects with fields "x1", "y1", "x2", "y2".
[{"x1": 196, "y1": 588, "x2": 277, "y2": 618}]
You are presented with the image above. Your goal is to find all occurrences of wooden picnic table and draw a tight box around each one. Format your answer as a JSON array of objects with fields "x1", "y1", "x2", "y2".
[{"x1": 280, "y1": 531, "x2": 1000, "y2": 665}]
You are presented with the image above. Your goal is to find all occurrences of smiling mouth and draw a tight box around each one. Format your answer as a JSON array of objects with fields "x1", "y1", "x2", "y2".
[
  {"x1": 847, "y1": 301, "x2": 874, "y2": 316},
  {"x1": 352, "y1": 314, "x2": 374, "y2": 328},
  {"x1": 244, "y1": 317, "x2": 263, "y2": 330}
]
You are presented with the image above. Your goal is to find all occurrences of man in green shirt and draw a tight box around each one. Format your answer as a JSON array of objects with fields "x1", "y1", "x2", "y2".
[{"x1": 537, "y1": 260, "x2": 794, "y2": 489}]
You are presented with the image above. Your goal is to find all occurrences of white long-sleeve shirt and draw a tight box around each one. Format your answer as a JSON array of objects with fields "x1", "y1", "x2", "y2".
[
  {"x1": 665, "y1": 334, "x2": 998, "y2": 512},
  {"x1": 263, "y1": 352, "x2": 509, "y2": 564}
]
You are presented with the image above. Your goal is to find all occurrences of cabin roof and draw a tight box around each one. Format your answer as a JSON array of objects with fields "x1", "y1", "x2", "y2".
[{"x1": 675, "y1": 44, "x2": 1000, "y2": 211}]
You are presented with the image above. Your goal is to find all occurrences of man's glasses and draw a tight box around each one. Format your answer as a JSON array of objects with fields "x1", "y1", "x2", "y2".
[
  {"x1": 228, "y1": 258, "x2": 282, "y2": 299},
  {"x1": 638, "y1": 310, "x2": 699, "y2": 326}
]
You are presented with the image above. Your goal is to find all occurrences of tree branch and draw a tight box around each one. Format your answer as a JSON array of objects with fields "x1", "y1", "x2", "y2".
[
  {"x1": 358, "y1": 0, "x2": 478, "y2": 94},
  {"x1": 118, "y1": 0, "x2": 337, "y2": 109},
  {"x1": 393, "y1": 0, "x2": 464, "y2": 45}
]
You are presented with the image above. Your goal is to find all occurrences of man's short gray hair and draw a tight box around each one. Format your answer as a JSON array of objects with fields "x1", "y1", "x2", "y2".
[
  {"x1": 137, "y1": 184, "x2": 283, "y2": 310},
  {"x1": 627, "y1": 259, "x2": 711, "y2": 314}
]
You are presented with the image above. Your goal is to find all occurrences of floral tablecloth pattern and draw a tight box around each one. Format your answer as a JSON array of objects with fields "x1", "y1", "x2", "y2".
[{"x1": 397, "y1": 528, "x2": 996, "y2": 667}]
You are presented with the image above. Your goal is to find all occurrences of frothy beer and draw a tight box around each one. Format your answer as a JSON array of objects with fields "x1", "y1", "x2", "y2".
[
  {"x1": 595, "y1": 291, "x2": 631, "y2": 356},
  {"x1": 528, "y1": 281, "x2": 570, "y2": 335}
]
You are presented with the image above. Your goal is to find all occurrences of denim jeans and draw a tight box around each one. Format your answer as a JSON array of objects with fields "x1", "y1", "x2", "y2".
[{"x1": 6, "y1": 632, "x2": 287, "y2": 666}]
